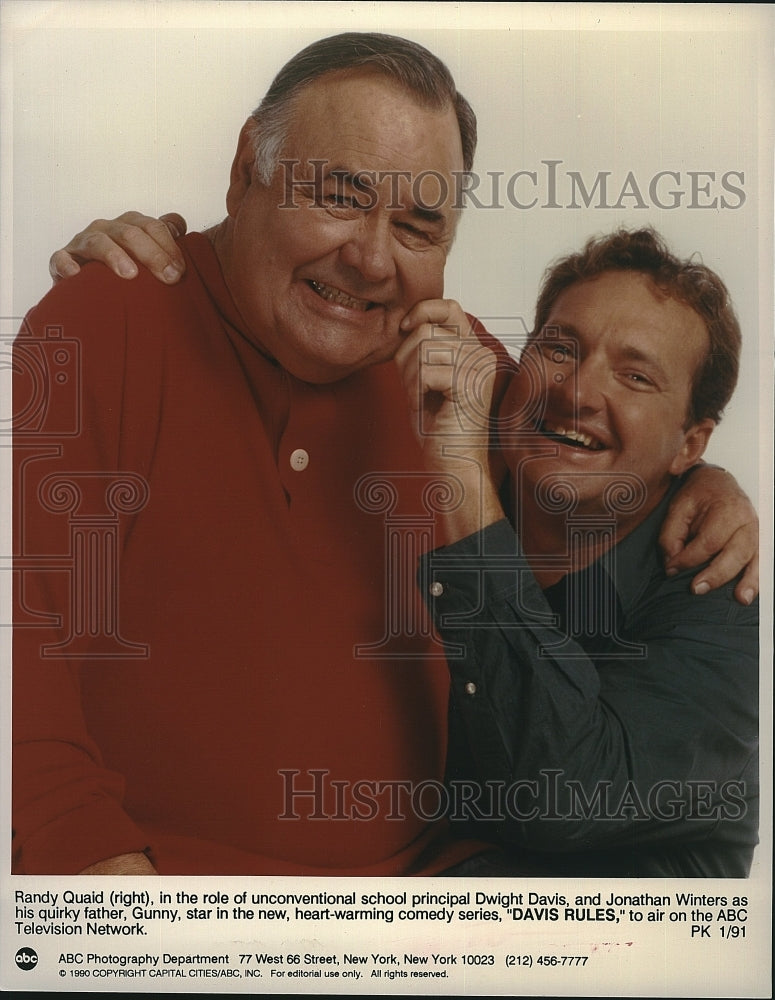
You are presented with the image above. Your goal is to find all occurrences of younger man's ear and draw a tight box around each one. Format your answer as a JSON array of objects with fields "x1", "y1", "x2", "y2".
[{"x1": 669, "y1": 418, "x2": 716, "y2": 476}]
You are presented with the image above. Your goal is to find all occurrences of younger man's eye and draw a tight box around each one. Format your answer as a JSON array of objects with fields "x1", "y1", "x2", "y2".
[{"x1": 540, "y1": 341, "x2": 574, "y2": 362}]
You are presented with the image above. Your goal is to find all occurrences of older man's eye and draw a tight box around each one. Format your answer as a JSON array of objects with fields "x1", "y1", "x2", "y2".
[
  {"x1": 322, "y1": 193, "x2": 359, "y2": 209},
  {"x1": 394, "y1": 221, "x2": 437, "y2": 248}
]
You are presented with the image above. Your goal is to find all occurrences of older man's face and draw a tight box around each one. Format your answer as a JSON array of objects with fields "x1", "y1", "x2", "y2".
[
  {"x1": 500, "y1": 271, "x2": 715, "y2": 524},
  {"x1": 218, "y1": 70, "x2": 465, "y2": 384}
]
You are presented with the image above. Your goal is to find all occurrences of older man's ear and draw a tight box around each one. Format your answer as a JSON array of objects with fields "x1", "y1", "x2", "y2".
[{"x1": 226, "y1": 120, "x2": 262, "y2": 217}]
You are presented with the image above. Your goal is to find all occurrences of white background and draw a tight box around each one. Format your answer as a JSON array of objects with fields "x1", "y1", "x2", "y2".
[
  {"x1": 1, "y1": 3, "x2": 772, "y2": 997},
  {"x1": 3, "y1": 2, "x2": 772, "y2": 506}
]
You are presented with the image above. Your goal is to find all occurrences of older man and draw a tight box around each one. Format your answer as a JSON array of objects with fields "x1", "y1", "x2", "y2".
[
  {"x1": 396, "y1": 228, "x2": 757, "y2": 876},
  {"x1": 16, "y1": 34, "x2": 756, "y2": 877}
]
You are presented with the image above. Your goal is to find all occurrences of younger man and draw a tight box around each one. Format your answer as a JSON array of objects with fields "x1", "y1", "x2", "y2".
[{"x1": 396, "y1": 228, "x2": 758, "y2": 876}]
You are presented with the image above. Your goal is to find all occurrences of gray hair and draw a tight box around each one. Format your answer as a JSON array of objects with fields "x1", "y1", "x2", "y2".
[{"x1": 247, "y1": 32, "x2": 477, "y2": 184}]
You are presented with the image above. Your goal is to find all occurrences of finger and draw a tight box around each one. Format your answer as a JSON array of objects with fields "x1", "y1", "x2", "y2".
[
  {"x1": 687, "y1": 548, "x2": 743, "y2": 597},
  {"x1": 396, "y1": 333, "x2": 457, "y2": 428},
  {"x1": 665, "y1": 503, "x2": 758, "y2": 571},
  {"x1": 408, "y1": 349, "x2": 457, "y2": 414},
  {"x1": 51, "y1": 228, "x2": 141, "y2": 281},
  {"x1": 394, "y1": 322, "x2": 431, "y2": 369},
  {"x1": 733, "y1": 550, "x2": 759, "y2": 606},
  {"x1": 676, "y1": 522, "x2": 756, "y2": 594},
  {"x1": 396, "y1": 346, "x2": 421, "y2": 405},
  {"x1": 665, "y1": 528, "x2": 726, "y2": 577},
  {"x1": 113, "y1": 208, "x2": 185, "y2": 241},
  {"x1": 396, "y1": 323, "x2": 495, "y2": 395},
  {"x1": 49, "y1": 249, "x2": 86, "y2": 283},
  {"x1": 689, "y1": 552, "x2": 757, "y2": 599},
  {"x1": 49, "y1": 212, "x2": 187, "y2": 285},
  {"x1": 400, "y1": 298, "x2": 469, "y2": 334},
  {"x1": 658, "y1": 500, "x2": 696, "y2": 560},
  {"x1": 394, "y1": 321, "x2": 458, "y2": 380},
  {"x1": 394, "y1": 328, "x2": 431, "y2": 406},
  {"x1": 106, "y1": 217, "x2": 186, "y2": 282},
  {"x1": 159, "y1": 212, "x2": 188, "y2": 239}
]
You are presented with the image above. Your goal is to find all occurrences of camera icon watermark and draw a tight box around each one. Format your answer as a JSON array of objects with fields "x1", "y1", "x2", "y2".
[
  {"x1": 5, "y1": 317, "x2": 148, "y2": 657},
  {"x1": 2, "y1": 319, "x2": 81, "y2": 438}
]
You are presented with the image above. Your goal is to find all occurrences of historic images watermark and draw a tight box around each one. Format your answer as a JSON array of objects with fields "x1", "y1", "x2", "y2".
[
  {"x1": 276, "y1": 158, "x2": 747, "y2": 211},
  {"x1": 277, "y1": 768, "x2": 748, "y2": 824}
]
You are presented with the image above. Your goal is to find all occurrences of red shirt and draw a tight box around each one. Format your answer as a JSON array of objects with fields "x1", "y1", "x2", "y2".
[{"x1": 13, "y1": 234, "x2": 479, "y2": 875}]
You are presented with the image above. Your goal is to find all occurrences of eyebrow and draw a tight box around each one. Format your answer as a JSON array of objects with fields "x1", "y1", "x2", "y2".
[
  {"x1": 539, "y1": 321, "x2": 578, "y2": 340},
  {"x1": 409, "y1": 205, "x2": 446, "y2": 227},
  {"x1": 325, "y1": 167, "x2": 448, "y2": 227},
  {"x1": 618, "y1": 344, "x2": 671, "y2": 384},
  {"x1": 540, "y1": 322, "x2": 671, "y2": 385}
]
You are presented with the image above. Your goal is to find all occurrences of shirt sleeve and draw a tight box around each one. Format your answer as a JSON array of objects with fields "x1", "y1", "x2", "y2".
[
  {"x1": 419, "y1": 518, "x2": 758, "y2": 855},
  {"x1": 12, "y1": 268, "x2": 157, "y2": 873}
]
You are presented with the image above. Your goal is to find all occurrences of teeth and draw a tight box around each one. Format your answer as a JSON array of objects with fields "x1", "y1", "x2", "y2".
[
  {"x1": 310, "y1": 280, "x2": 372, "y2": 311},
  {"x1": 543, "y1": 422, "x2": 602, "y2": 451}
]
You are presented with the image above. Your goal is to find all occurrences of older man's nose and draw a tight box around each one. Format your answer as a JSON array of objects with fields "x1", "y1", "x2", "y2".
[{"x1": 338, "y1": 214, "x2": 397, "y2": 284}]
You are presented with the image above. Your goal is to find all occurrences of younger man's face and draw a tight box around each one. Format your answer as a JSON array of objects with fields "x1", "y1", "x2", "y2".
[{"x1": 500, "y1": 270, "x2": 715, "y2": 522}]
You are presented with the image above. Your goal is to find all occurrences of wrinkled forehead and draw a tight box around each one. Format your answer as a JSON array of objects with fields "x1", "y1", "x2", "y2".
[
  {"x1": 283, "y1": 70, "x2": 465, "y2": 181},
  {"x1": 289, "y1": 65, "x2": 456, "y2": 126}
]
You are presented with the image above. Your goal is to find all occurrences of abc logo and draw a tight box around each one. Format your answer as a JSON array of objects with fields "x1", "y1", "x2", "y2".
[{"x1": 15, "y1": 947, "x2": 38, "y2": 971}]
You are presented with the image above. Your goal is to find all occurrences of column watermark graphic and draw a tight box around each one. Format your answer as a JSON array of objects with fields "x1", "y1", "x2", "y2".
[
  {"x1": 35, "y1": 473, "x2": 149, "y2": 658},
  {"x1": 353, "y1": 471, "x2": 464, "y2": 659},
  {"x1": 5, "y1": 318, "x2": 149, "y2": 658}
]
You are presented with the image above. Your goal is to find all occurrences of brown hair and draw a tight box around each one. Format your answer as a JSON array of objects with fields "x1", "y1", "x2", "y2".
[{"x1": 532, "y1": 227, "x2": 741, "y2": 424}]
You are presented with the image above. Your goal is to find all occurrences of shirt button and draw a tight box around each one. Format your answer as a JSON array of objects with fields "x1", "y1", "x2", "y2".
[
  {"x1": 289, "y1": 448, "x2": 309, "y2": 471},
  {"x1": 430, "y1": 581, "x2": 444, "y2": 597},
  {"x1": 464, "y1": 682, "x2": 477, "y2": 696}
]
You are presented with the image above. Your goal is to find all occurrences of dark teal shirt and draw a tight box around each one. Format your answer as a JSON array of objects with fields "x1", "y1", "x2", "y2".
[{"x1": 421, "y1": 480, "x2": 759, "y2": 877}]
